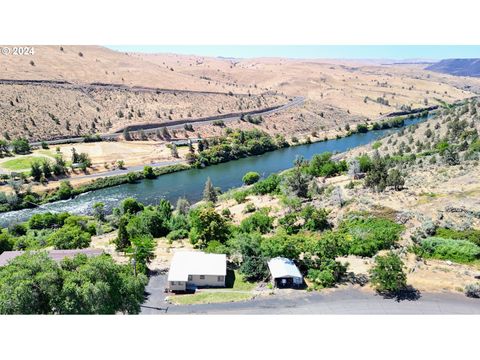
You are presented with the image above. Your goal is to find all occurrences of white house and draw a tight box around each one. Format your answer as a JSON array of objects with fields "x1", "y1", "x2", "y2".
[
  {"x1": 167, "y1": 251, "x2": 227, "y2": 292},
  {"x1": 267, "y1": 257, "x2": 303, "y2": 288}
]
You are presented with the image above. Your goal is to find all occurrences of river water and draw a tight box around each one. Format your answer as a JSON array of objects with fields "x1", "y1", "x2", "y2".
[{"x1": 0, "y1": 115, "x2": 430, "y2": 227}]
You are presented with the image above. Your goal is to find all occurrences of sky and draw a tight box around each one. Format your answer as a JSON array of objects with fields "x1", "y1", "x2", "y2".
[{"x1": 107, "y1": 45, "x2": 480, "y2": 60}]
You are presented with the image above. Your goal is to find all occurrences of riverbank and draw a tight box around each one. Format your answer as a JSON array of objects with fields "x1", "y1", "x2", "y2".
[
  {"x1": 0, "y1": 108, "x2": 435, "y2": 216},
  {"x1": 0, "y1": 110, "x2": 438, "y2": 225}
]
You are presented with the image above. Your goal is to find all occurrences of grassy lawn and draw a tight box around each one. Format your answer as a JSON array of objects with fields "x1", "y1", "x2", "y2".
[
  {"x1": 168, "y1": 291, "x2": 253, "y2": 305},
  {"x1": 226, "y1": 269, "x2": 257, "y2": 291},
  {"x1": 0, "y1": 156, "x2": 42, "y2": 170}
]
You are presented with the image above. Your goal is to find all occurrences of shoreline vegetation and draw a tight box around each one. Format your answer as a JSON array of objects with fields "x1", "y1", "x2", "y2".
[
  {"x1": 0, "y1": 104, "x2": 452, "y2": 215},
  {"x1": 0, "y1": 107, "x2": 432, "y2": 215},
  {"x1": 2, "y1": 97, "x2": 480, "y2": 314}
]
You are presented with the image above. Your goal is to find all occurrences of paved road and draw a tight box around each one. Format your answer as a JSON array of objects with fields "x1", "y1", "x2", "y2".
[
  {"x1": 140, "y1": 274, "x2": 480, "y2": 315},
  {"x1": 28, "y1": 96, "x2": 305, "y2": 146}
]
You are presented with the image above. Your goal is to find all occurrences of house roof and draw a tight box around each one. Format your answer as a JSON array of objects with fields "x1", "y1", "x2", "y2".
[
  {"x1": 0, "y1": 249, "x2": 104, "y2": 267},
  {"x1": 167, "y1": 251, "x2": 227, "y2": 282},
  {"x1": 267, "y1": 257, "x2": 303, "y2": 279}
]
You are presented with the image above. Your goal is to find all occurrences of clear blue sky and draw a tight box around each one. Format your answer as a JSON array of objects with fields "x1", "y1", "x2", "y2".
[{"x1": 107, "y1": 45, "x2": 480, "y2": 60}]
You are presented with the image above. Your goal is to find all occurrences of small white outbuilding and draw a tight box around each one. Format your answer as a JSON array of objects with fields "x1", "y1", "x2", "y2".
[
  {"x1": 167, "y1": 251, "x2": 227, "y2": 292},
  {"x1": 267, "y1": 257, "x2": 303, "y2": 288}
]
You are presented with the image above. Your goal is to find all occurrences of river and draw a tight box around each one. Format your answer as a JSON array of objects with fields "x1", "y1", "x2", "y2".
[{"x1": 0, "y1": 115, "x2": 430, "y2": 227}]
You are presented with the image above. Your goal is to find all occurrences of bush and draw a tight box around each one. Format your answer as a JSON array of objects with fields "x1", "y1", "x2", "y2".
[
  {"x1": 307, "y1": 259, "x2": 347, "y2": 289},
  {"x1": 337, "y1": 215, "x2": 404, "y2": 257},
  {"x1": 120, "y1": 197, "x2": 144, "y2": 215},
  {"x1": 166, "y1": 229, "x2": 189, "y2": 241},
  {"x1": 369, "y1": 252, "x2": 407, "y2": 293},
  {"x1": 232, "y1": 189, "x2": 249, "y2": 204},
  {"x1": 57, "y1": 180, "x2": 73, "y2": 200},
  {"x1": 252, "y1": 174, "x2": 281, "y2": 195},
  {"x1": 434, "y1": 228, "x2": 480, "y2": 246},
  {"x1": 239, "y1": 209, "x2": 273, "y2": 234},
  {"x1": 28, "y1": 212, "x2": 70, "y2": 230},
  {"x1": 48, "y1": 224, "x2": 91, "y2": 249},
  {"x1": 419, "y1": 237, "x2": 480, "y2": 263},
  {"x1": 143, "y1": 166, "x2": 156, "y2": 179},
  {"x1": 242, "y1": 171, "x2": 260, "y2": 185},
  {"x1": 464, "y1": 283, "x2": 480, "y2": 298}
]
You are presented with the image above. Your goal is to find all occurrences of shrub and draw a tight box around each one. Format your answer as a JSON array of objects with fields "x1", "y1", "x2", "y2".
[
  {"x1": 369, "y1": 252, "x2": 407, "y2": 293},
  {"x1": 419, "y1": 237, "x2": 480, "y2": 263},
  {"x1": 464, "y1": 283, "x2": 480, "y2": 298},
  {"x1": 338, "y1": 215, "x2": 404, "y2": 257},
  {"x1": 166, "y1": 229, "x2": 189, "y2": 241},
  {"x1": 252, "y1": 174, "x2": 281, "y2": 195},
  {"x1": 28, "y1": 212, "x2": 70, "y2": 230},
  {"x1": 48, "y1": 224, "x2": 91, "y2": 249},
  {"x1": 434, "y1": 228, "x2": 480, "y2": 246},
  {"x1": 120, "y1": 197, "x2": 144, "y2": 215},
  {"x1": 239, "y1": 209, "x2": 273, "y2": 234},
  {"x1": 57, "y1": 180, "x2": 73, "y2": 200},
  {"x1": 143, "y1": 166, "x2": 156, "y2": 179},
  {"x1": 242, "y1": 171, "x2": 260, "y2": 185},
  {"x1": 307, "y1": 259, "x2": 347, "y2": 289},
  {"x1": 232, "y1": 189, "x2": 249, "y2": 204}
]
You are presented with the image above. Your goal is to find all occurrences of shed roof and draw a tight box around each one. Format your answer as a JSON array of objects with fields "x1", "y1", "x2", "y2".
[
  {"x1": 167, "y1": 251, "x2": 226, "y2": 282},
  {"x1": 267, "y1": 257, "x2": 303, "y2": 279},
  {"x1": 0, "y1": 249, "x2": 104, "y2": 267}
]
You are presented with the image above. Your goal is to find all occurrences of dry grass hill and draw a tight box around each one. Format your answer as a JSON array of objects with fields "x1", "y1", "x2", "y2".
[{"x1": 2, "y1": 46, "x2": 480, "y2": 142}]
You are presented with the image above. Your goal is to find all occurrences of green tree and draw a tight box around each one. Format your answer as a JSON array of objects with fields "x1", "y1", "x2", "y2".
[
  {"x1": 11, "y1": 138, "x2": 31, "y2": 154},
  {"x1": 30, "y1": 161, "x2": 42, "y2": 181},
  {"x1": 128, "y1": 236, "x2": 156, "y2": 274},
  {"x1": 175, "y1": 197, "x2": 190, "y2": 215},
  {"x1": 242, "y1": 171, "x2": 260, "y2": 185},
  {"x1": 0, "y1": 252, "x2": 63, "y2": 314},
  {"x1": 369, "y1": 252, "x2": 407, "y2": 293},
  {"x1": 236, "y1": 233, "x2": 269, "y2": 281},
  {"x1": 443, "y1": 146, "x2": 460, "y2": 166},
  {"x1": 203, "y1": 177, "x2": 218, "y2": 203},
  {"x1": 364, "y1": 151, "x2": 389, "y2": 192},
  {"x1": 239, "y1": 209, "x2": 273, "y2": 234},
  {"x1": 283, "y1": 166, "x2": 311, "y2": 198},
  {"x1": 41, "y1": 160, "x2": 52, "y2": 179},
  {"x1": 189, "y1": 207, "x2": 230, "y2": 247},
  {"x1": 93, "y1": 202, "x2": 106, "y2": 222},
  {"x1": 120, "y1": 197, "x2": 144, "y2": 215},
  {"x1": 48, "y1": 224, "x2": 91, "y2": 249},
  {"x1": 57, "y1": 180, "x2": 73, "y2": 200},
  {"x1": 386, "y1": 168, "x2": 405, "y2": 191},
  {"x1": 58, "y1": 254, "x2": 147, "y2": 314},
  {"x1": 116, "y1": 215, "x2": 131, "y2": 251},
  {"x1": 143, "y1": 166, "x2": 156, "y2": 179}
]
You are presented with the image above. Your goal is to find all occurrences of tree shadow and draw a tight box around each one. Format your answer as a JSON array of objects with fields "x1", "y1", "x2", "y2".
[
  {"x1": 225, "y1": 269, "x2": 236, "y2": 288},
  {"x1": 379, "y1": 286, "x2": 421, "y2": 302}
]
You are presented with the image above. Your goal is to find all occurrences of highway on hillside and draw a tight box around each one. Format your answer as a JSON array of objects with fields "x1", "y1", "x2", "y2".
[{"x1": 29, "y1": 96, "x2": 305, "y2": 146}]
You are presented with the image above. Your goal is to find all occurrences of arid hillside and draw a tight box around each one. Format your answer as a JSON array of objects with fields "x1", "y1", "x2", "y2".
[
  {"x1": 2, "y1": 46, "x2": 480, "y2": 142},
  {"x1": 0, "y1": 83, "x2": 285, "y2": 141},
  {"x1": 0, "y1": 46, "x2": 287, "y2": 141},
  {"x1": 139, "y1": 53, "x2": 480, "y2": 118}
]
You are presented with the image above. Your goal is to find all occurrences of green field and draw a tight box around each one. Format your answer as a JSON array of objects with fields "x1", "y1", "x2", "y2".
[{"x1": 0, "y1": 156, "x2": 45, "y2": 170}]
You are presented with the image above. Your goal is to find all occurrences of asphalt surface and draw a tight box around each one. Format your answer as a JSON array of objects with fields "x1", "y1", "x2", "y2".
[{"x1": 140, "y1": 274, "x2": 480, "y2": 315}]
